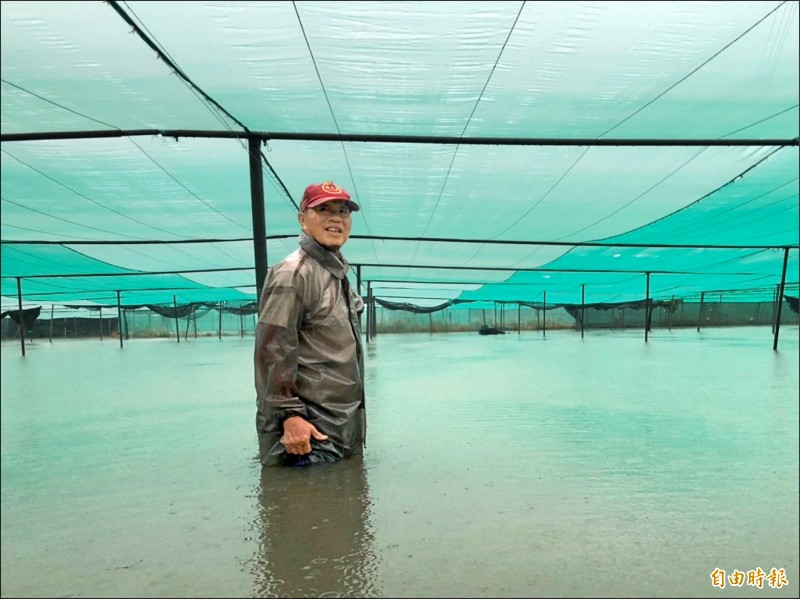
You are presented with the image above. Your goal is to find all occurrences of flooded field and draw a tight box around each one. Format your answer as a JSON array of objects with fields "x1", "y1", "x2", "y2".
[{"x1": 2, "y1": 326, "x2": 798, "y2": 597}]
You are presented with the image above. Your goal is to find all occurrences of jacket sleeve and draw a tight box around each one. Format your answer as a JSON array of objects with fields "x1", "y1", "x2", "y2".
[{"x1": 254, "y1": 273, "x2": 308, "y2": 424}]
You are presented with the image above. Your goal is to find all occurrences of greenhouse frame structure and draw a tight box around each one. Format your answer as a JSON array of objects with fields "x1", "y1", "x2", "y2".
[{"x1": 1, "y1": 1, "x2": 798, "y2": 354}]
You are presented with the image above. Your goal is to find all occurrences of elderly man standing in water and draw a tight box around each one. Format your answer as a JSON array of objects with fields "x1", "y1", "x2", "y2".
[{"x1": 254, "y1": 181, "x2": 366, "y2": 467}]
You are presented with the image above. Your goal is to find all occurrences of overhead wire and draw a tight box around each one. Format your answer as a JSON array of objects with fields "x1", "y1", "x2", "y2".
[
  {"x1": 1, "y1": 150, "x2": 193, "y2": 239},
  {"x1": 409, "y1": 1, "x2": 527, "y2": 276},
  {"x1": 291, "y1": 0, "x2": 380, "y2": 268},
  {"x1": 1, "y1": 196, "x2": 152, "y2": 240},
  {"x1": 597, "y1": 1, "x2": 791, "y2": 138},
  {"x1": 112, "y1": 1, "x2": 299, "y2": 211},
  {"x1": 487, "y1": 1, "x2": 798, "y2": 273}
]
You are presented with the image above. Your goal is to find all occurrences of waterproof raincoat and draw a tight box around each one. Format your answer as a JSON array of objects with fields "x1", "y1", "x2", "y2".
[{"x1": 255, "y1": 233, "x2": 365, "y2": 466}]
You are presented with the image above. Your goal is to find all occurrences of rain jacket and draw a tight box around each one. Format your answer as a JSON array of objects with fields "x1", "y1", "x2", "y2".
[{"x1": 254, "y1": 233, "x2": 365, "y2": 466}]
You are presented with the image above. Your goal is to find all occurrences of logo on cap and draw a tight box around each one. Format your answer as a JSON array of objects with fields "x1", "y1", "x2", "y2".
[{"x1": 321, "y1": 181, "x2": 342, "y2": 194}]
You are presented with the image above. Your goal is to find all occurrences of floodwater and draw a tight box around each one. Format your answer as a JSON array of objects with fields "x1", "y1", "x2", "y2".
[{"x1": 1, "y1": 326, "x2": 798, "y2": 598}]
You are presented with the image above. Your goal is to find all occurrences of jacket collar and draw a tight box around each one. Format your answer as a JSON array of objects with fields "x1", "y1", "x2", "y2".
[{"x1": 298, "y1": 233, "x2": 349, "y2": 279}]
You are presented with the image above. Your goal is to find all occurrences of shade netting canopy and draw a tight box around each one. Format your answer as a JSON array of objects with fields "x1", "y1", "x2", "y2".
[{"x1": 1, "y1": 1, "x2": 798, "y2": 309}]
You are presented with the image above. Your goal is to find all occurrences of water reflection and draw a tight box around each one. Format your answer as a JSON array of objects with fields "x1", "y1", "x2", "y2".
[{"x1": 250, "y1": 457, "x2": 379, "y2": 598}]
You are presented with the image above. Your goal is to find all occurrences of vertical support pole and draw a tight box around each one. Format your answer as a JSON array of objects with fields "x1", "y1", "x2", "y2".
[
  {"x1": 717, "y1": 293, "x2": 723, "y2": 327},
  {"x1": 193, "y1": 306, "x2": 198, "y2": 338},
  {"x1": 99, "y1": 306, "x2": 103, "y2": 341},
  {"x1": 366, "y1": 282, "x2": 372, "y2": 341},
  {"x1": 645, "y1": 273, "x2": 651, "y2": 343},
  {"x1": 668, "y1": 295, "x2": 674, "y2": 331},
  {"x1": 372, "y1": 287, "x2": 377, "y2": 339},
  {"x1": 771, "y1": 284, "x2": 779, "y2": 334},
  {"x1": 240, "y1": 312, "x2": 245, "y2": 337},
  {"x1": 517, "y1": 302, "x2": 521, "y2": 335},
  {"x1": 542, "y1": 291, "x2": 547, "y2": 337},
  {"x1": 173, "y1": 295, "x2": 180, "y2": 343},
  {"x1": 16, "y1": 277, "x2": 26, "y2": 356},
  {"x1": 429, "y1": 313, "x2": 433, "y2": 333},
  {"x1": 697, "y1": 291, "x2": 705, "y2": 332},
  {"x1": 116, "y1": 291, "x2": 124, "y2": 348},
  {"x1": 49, "y1": 304, "x2": 54, "y2": 343},
  {"x1": 773, "y1": 247, "x2": 789, "y2": 351},
  {"x1": 248, "y1": 136, "x2": 268, "y2": 306},
  {"x1": 218, "y1": 301, "x2": 223, "y2": 340},
  {"x1": 184, "y1": 305, "x2": 191, "y2": 341},
  {"x1": 356, "y1": 265, "x2": 362, "y2": 329},
  {"x1": 581, "y1": 284, "x2": 585, "y2": 339}
]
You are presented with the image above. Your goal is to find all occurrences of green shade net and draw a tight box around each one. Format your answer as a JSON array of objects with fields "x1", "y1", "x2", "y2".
[{"x1": 1, "y1": 1, "x2": 798, "y2": 310}]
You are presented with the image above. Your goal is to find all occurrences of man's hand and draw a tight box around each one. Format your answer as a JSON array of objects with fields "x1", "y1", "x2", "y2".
[{"x1": 281, "y1": 416, "x2": 329, "y2": 455}]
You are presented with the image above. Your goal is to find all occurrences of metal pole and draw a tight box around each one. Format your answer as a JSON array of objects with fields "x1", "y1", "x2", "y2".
[
  {"x1": 542, "y1": 291, "x2": 547, "y2": 337},
  {"x1": 218, "y1": 301, "x2": 223, "y2": 340},
  {"x1": 517, "y1": 302, "x2": 521, "y2": 335},
  {"x1": 16, "y1": 277, "x2": 26, "y2": 356},
  {"x1": 771, "y1": 284, "x2": 779, "y2": 334},
  {"x1": 773, "y1": 248, "x2": 790, "y2": 351},
  {"x1": 366, "y1": 282, "x2": 372, "y2": 341},
  {"x1": 117, "y1": 291, "x2": 124, "y2": 348},
  {"x1": 99, "y1": 306, "x2": 103, "y2": 340},
  {"x1": 184, "y1": 305, "x2": 191, "y2": 340},
  {"x1": 697, "y1": 292, "x2": 705, "y2": 332},
  {"x1": 668, "y1": 295, "x2": 674, "y2": 331},
  {"x1": 356, "y1": 265, "x2": 362, "y2": 329},
  {"x1": 645, "y1": 273, "x2": 651, "y2": 343},
  {"x1": 173, "y1": 295, "x2": 180, "y2": 343},
  {"x1": 7, "y1": 128, "x2": 795, "y2": 147},
  {"x1": 248, "y1": 136, "x2": 268, "y2": 306},
  {"x1": 49, "y1": 304, "x2": 54, "y2": 343},
  {"x1": 372, "y1": 288, "x2": 377, "y2": 339},
  {"x1": 581, "y1": 284, "x2": 585, "y2": 339}
]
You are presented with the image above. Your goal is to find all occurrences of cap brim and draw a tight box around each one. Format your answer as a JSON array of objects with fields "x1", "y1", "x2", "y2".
[{"x1": 305, "y1": 196, "x2": 360, "y2": 212}]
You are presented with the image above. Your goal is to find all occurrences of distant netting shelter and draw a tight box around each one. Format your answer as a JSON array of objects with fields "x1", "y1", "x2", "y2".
[{"x1": 1, "y1": 1, "x2": 798, "y2": 352}]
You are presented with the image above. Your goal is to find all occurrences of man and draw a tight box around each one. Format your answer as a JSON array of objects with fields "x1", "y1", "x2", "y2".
[{"x1": 254, "y1": 181, "x2": 365, "y2": 467}]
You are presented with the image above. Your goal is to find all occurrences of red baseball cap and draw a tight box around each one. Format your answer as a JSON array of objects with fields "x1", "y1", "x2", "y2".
[{"x1": 300, "y1": 181, "x2": 360, "y2": 212}]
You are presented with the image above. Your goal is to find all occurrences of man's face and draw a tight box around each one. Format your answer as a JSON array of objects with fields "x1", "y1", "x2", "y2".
[{"x1": 298, "y1": 200, "x2": 352, "y2": 251}]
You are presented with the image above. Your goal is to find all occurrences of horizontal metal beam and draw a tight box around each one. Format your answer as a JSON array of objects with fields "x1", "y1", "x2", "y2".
[
  {"x1": 5, "y1": 264, "x2": 799, "y2": 280},
  {"x1": 1, "y1": 267, "x2": 250, "y2": 279},
  {"x1": 2, "y1": 236, "x2": 796, "y2": 251},
  {"x1": 2, "y1": 128, "x2": 798, "y2": 146}
]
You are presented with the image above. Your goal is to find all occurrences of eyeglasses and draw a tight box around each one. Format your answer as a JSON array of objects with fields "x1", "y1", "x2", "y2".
[{"x1": 312, "y1": 204, "x2": 351, "y2": 217}]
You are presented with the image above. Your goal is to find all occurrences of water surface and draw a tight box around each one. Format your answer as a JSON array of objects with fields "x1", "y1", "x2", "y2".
[{"x1": 2, "y1": 326, "x2": 798, "y2": 597}]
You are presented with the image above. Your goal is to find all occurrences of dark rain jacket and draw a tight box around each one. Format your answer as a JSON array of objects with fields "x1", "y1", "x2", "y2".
[{"x1": 254, "y1": 233, "x2": 365, "y2": 466}]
